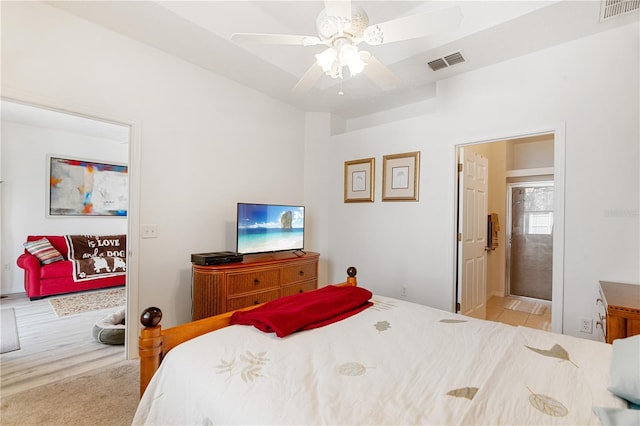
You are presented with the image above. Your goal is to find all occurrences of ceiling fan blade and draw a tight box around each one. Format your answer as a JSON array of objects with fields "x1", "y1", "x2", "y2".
[
  {"x1": 324, "y1": 0, "x2": 352, "y2": 20},
  {"x1": 361, "y1": 53, "x2": 400, "y2": 91},
  {"x1": 231, "y1": 33, "x2": 324, "y2": 46},
  {"x1": 363, "y1": 6, "x2": 463, "y2": 45},
  {"x1": 292, "y1": 64, "x2": 325, "y2": 93}
]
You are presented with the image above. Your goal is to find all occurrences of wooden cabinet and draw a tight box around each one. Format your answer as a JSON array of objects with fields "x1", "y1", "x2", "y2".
[
  {"x1": 597, "y1": 281, "x2": 640, "y2": 343},
  {"x1": 192, "y1": 252, "x2": 319, "y2": 320}
]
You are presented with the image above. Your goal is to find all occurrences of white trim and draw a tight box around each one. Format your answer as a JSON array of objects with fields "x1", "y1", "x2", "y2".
[
  {"x1": 505, "y1": 167, "x2": 555, "y2": 178},
  {"x1": 0, "y1": 87, "x2": 141, "y2": 359},
  {"x1": 551, "y1": 123, "x2": 566, "y2": 335},
  {"x1": 452, "y1": 122, "x2": 565, "y2": 334}
]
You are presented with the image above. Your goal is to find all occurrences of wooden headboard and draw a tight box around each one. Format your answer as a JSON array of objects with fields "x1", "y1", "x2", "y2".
[{"x1": 138, "y1": 266, "x2": 358, "y2": 397}]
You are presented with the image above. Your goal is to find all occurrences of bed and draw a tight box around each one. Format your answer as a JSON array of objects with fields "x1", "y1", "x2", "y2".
[{"x1": 135, "y1": 268, "x2": 638, "y2": 425}]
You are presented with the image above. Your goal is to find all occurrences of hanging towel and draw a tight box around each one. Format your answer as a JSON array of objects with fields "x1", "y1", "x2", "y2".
[{"x1": 490, "y1": 213, "x2": 500, "y2": 250}]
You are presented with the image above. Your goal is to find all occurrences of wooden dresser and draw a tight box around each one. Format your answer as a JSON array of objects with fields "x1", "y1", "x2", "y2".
[
  {"x1": 192, "y1": 251, "x2": 319, "y2": 320},
  {"x1": 597, "y1": 281, "x2": 640, "y2": 343}
]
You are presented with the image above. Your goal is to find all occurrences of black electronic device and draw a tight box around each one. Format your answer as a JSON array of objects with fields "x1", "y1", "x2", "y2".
[{"x1": 191, "y1": 251, "x2": 244, "y2": 266}]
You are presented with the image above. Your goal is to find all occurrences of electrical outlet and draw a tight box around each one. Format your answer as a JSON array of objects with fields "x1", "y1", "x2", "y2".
[
  {"x1": 401, "y1": 286, "x2": 408, "y2": 297},
  {"x1": 579, "y1": 317, "x2": 593, "y2": 334}
]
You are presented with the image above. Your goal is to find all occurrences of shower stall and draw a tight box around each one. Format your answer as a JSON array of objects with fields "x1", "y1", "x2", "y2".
[{"x1": 506, "y1": 182, "x2": 554, "y2": 301}]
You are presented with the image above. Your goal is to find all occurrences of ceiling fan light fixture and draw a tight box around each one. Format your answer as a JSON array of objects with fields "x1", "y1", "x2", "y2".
[
  {"x1": 341, "y1": 45, "x2": 366, "y2": 76},
  {"x1": 231, "y1": 4, "x2": 462, "y2": 92},
  {"x1": 315, "y1": 43, "x2": 367, "y2": 79},
  {"x1": 347, "y1": 57, "x2": 366, "y2": 76},
  {"x1": 315, "y1": 48, "x2": 337, "y2": 74},
  {"x1": 339, "y1": 44, "x2": 358, "y2": 63}
]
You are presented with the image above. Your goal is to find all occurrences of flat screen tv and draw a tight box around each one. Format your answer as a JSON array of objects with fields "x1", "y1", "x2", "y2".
[{"x1": 236, "y1": 203, "x2": 305, "y2": 255}]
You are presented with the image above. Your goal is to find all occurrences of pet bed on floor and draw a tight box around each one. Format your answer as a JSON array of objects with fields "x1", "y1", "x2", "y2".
[{"x1": 93, "y1": 307, "x2": 125, "y2": 345}]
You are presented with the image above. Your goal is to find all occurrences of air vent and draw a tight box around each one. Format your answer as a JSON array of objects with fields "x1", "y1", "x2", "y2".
[
  {"x1": 444, "y1": 52, "x2": 465, "y2": 66},
  {"x1": 427, "y1": 51, "x2": 466, "y2": 72},
  {"x1": 600, "y1": 0, "x2": 640, "y2": 21},
  {"x1": 427, "y1": 58, "x2": 448, "y2": 71}
]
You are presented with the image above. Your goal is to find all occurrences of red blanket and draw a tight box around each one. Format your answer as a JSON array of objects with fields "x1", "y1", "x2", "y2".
[{"x1": 230, "y1": 285, "x2": 373, "y2": 337}]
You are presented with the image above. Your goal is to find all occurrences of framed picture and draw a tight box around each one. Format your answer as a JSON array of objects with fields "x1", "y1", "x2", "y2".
[
  {"x1": 382, "y1": 151, "x2": 420, "y2": 201},
  {"x1": 344, "y1": 157, "x2": 375, "y2": 203},
  {"x1": 48, "y1": 156, "x2": 128, "y2": 216}
]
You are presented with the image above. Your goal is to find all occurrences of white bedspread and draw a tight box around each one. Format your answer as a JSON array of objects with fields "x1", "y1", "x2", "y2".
[{"x1": 133, "y1": 296, "x2": 625, "y2": 425}]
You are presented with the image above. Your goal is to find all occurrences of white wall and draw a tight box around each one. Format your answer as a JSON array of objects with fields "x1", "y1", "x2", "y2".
[
  {"x1": 1, "y1": 2, "x2": 307, "y2": 333},
  {"x1": 0, "y1": 120, "x2": 128, "y2": 294},
  {"x1": 314, "y1": 22, "x2": 639, "y2": 340},
  {"x1": 508, "y1": 136, "x2": 554, "y2": 170}
]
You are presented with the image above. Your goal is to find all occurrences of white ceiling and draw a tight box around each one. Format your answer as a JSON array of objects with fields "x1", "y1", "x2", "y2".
[{"x1": 32, "y1": 0, "x2": 640, "y2": 119}]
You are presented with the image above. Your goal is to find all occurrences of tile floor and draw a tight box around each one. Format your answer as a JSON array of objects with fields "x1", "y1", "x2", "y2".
[{"x1": 486, "y1": 295, "x2": 552, "y2": 331}]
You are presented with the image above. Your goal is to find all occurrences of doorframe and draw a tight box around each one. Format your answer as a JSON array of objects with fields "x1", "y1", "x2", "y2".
[
  {"x1": 1, "y1": 88, "x2": 142, "y2": 359},
  {"x1": 452, "y1": 123, "x2": 565, "y2": 334},
  {"x1": 505, "y1": 180, "x2": 555, "y2": 300}
]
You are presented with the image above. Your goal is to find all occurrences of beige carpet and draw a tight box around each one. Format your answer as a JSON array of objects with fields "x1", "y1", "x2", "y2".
[
  {"x1": 505, "y1": 299, "x2": 548, "y2": 315},
  {"x1": 49, "y1": 287, "x2": 126, "y2": 317},
  {"x1": 0, "y1": 361, "x2": 139, "y2": 426}
]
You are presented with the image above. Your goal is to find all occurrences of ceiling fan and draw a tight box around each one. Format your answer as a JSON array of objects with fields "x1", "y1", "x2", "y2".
[{"x1": 230, "y1": 0, "x2": 462, "y2": 93}]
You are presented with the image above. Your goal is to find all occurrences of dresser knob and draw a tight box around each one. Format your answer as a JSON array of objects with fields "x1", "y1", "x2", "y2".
[
  {"x1": 299, "y1": 270, "x2": 304, "y2": 276},
  {"x1": 254, "y1": 278, "x2": 260, "y2": 285},
  {"x1": 253, "y1": 300, "x2": 259, "y2": 305},
  {"x1": 298, "y1": 289, "x2": 303, "y2": 293}
]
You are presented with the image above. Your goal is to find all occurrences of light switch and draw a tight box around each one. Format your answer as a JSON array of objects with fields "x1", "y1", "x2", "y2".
[{"x1": 142, "y1": 224, "x2": 158, "y2": 239}]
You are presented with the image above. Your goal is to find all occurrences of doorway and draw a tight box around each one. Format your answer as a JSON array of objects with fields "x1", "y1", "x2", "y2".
[
  {"x1": 454, "y1": 129, "x2": 564, "y2": 333},
  {"x1": 507, "y1": 182, "x2": 554, "y2": 301},
  {"x1": 0, "y1": 99, "x2": 132, "y2": 391}
]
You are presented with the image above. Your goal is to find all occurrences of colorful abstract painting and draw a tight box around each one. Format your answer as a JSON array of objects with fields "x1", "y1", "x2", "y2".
[{"x1": 49, "y1": 157, "x2": 128, "y2": 216}]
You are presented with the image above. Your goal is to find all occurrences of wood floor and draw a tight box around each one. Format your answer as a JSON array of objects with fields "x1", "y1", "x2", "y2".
[{"x1": 0, "y1": 292, "x2": 125, "y2": 398}]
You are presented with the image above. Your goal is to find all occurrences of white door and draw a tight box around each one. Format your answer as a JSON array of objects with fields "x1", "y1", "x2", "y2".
[{"x1": 457, "y1": 148, "x2": 488, "y2": 319}]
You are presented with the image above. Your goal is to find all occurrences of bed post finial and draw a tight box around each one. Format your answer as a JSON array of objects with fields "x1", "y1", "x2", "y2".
[
  {"x1": 346, "y1": 266, "x2": 357, "y2": 286},
  {"x1": 139, "y1": 307, "x2": 163, "y2": 397},
  {"x1": 140, "y1": 307, "x2": 162, "y2": 327}
]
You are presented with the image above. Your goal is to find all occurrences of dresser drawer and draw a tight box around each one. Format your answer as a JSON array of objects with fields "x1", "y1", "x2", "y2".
[
  {"x1": 227, "y1": 269, "x2": 280, "y2": 295},
  {"x1": 227, "y1": 289, "x2": 281, "y2": 311},
  {"x1": 281, "y1": 261, "x2": 317, "y2": 285},
  {"x1": 281, "y1": 279, "x2": 317, "y2": 298},
  {"x1": 192, "y1": 252, "x2": 320, "y2": 320}
]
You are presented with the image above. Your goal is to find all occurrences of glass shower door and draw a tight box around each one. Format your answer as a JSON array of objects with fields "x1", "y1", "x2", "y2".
[{"x1": 507, "y1": 183, "x2": 554, "y2": 301}]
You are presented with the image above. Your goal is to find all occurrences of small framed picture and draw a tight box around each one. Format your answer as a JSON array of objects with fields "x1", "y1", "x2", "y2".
[
  {"x1": 382, "y1": 151, "x2": 420, "y2": 201},
  {"x1": 344, "y1": 157, "x2": 375, "y2": 203}
]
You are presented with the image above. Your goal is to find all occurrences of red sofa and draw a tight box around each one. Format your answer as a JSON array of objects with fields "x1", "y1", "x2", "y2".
[{"x1": 16, "y1": 235, "x2": 126, "y2": 300}]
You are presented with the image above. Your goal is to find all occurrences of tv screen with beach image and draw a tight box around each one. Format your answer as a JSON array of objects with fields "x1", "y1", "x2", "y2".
[{"x1": 236, "y1": 203, "x2": 305, "y2": 254}]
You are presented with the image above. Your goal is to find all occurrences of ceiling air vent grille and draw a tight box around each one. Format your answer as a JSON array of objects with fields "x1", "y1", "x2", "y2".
[
  {"x1": 600, "y1": 0, "x2": 640, "y2": 21},
  {"x1": 427, "y1": 58, "x2": 448, "y2": 71},
  {"x1": 427, "y1": 51, "x2": 466, "y2": 72},
  {"x1": 444, "y1": 52, "x2": 465, "y2": 66}
]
